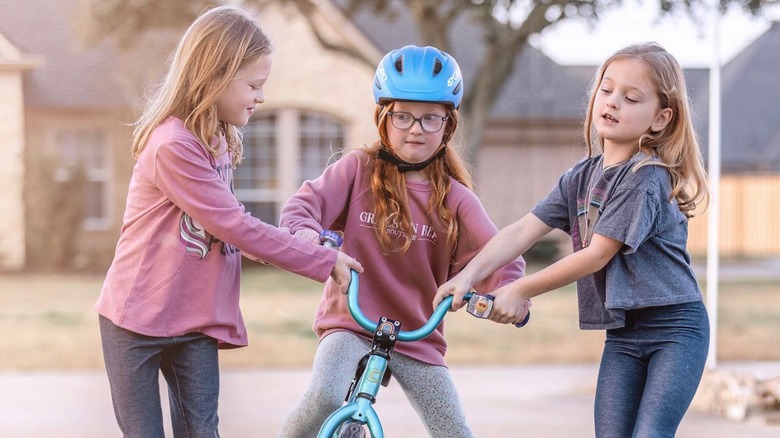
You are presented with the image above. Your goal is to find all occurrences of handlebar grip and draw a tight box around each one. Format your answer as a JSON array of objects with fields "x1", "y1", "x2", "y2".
[
  {"x1": 514, "y1": 309, "x2": 531, "y2": 328},
  {"x1": 468, "y1": 294, "x2": 530, "y2": 328},
  {"x1": 485, "y1": 294, "x2": 530, "y2": 328},
  {"x1": 320, "y1": 230, "x2": 344, "y2": 248}
]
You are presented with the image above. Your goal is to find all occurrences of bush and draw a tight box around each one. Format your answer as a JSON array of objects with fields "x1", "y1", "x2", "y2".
[{"x1": 25, "y1": 157, "x2": 86, "y2": 271}]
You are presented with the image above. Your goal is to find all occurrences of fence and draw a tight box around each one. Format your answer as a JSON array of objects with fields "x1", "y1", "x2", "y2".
[{"x1": 687, "y1": 175, "x2": 780, "y2": 257}]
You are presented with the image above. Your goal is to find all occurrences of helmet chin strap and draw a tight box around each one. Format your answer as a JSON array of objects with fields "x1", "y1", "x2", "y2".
[{"x1": 377, "y1": 147, "x2": 447, "y2": 173}]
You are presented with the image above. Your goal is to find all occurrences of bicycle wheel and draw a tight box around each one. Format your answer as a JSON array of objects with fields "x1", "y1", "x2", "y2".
[{"x1": 338, "y1": 420, "x2": 367, "y2": 438}]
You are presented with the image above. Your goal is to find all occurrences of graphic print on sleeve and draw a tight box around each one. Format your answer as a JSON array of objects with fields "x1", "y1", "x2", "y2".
[{"x1": 180, "y1": 213, "x2": 210, "y2": 259}]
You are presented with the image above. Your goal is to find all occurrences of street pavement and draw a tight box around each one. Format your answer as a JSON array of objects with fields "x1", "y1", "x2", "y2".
[
  {"x1": 1, "y1": 362, "x2": 778, "y2": 437},
  {"x1": 691, "y1": 257, "x2": 780, "y2": 282}
]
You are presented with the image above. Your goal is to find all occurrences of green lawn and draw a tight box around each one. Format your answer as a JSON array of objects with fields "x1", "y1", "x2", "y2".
[{"x1": 0, "y1": 265, "x2": 778, "y2": 370}]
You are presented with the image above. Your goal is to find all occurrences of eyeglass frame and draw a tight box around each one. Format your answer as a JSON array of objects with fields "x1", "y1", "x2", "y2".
[{"x1": 386, "y1": 111, "x2": 450, "y2": 133}]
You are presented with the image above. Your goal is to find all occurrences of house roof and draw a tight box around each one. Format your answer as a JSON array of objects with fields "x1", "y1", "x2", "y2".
[
  {"x1": 4, "y1": 0, "x2": 778, "y2": 172},
  {"x1": 702, "y1": 21, "x2": 780, "y2": 173},
  {"x1": 4, "y1": 0, "x2": 590, "y2": 118},
  {"x1": 1, "y1": 0, "x2": 115, "y2": 108},
  {"x1": 343, "y1": 1, "x2": 780, "y2": 173},
  {"x1": 0, "y1": 0, "x2": 173, "y2": 109},
  {"x1": 0, "y1": 32, "x2": 43, "y2": 70}
]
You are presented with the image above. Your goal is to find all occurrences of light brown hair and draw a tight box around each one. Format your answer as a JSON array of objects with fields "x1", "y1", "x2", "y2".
[
  {"x1": 131, "y1": 5, "x2": 272, "y2": 166},
  {"x1": 583, "y1": 42, "x2": 709, "y2": 216}
]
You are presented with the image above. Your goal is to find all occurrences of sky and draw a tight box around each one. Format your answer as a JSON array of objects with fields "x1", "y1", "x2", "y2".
[{"x1": 530, "y1": 1, "x2": 780, "y2": 67}]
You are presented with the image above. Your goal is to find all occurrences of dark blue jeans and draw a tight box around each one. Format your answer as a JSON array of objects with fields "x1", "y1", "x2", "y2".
[
  {"x1": 99, "y1": 316, "x2": 221, "y2": 438},
  {"x1": 594, "y1": 301, "x2": 709, "y2": 438}
]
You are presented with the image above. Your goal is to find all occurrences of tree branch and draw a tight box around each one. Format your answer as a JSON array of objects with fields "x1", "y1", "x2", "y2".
[{"x1": 286, "y1": 0, "x2": 376, "y2": 68}]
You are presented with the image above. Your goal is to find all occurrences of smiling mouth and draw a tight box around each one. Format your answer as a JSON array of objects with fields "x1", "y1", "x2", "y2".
[{"x1": 602, "y1": 114, "x2": 618, "y2": 123}]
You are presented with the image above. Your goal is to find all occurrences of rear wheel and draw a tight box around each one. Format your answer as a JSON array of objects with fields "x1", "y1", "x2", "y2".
[{"x1": 338, "y1": 421, "x2": 367, "y2": 438}]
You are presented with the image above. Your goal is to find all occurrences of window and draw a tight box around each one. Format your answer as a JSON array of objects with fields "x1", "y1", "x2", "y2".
[
  {"x1": 235, "y1": 110, "x2": 346, "y2": 225},
  {"x1": 53, "y1": 130, "x2": 111, "y2": 230},
  {"x1": 235, "y1": 113, "x2": 279, "y2": 224},
  {"x1": 299, "y1": 112, "x2": 344, "y2": 184},
  {"x1": 236, "y1": 113, "x2": 278, "y2": 191}
]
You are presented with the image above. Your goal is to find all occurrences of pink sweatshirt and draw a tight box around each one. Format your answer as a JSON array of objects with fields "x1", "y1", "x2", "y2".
[
  {"x1": 95, "y1": 116, "x2": 337, "y2": 348},
  {"x1": 281, "y1": 150, "x2": 525, "y2": 366}
]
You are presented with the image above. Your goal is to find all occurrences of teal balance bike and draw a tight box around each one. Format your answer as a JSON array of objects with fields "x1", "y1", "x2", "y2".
[{"x1": 316, "y1": 230, "x2": 529, "y2": 438}]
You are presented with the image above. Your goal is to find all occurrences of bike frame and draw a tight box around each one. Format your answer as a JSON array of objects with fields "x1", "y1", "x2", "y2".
[{"x1": 316, "y1": 269, "x2": 473, "y2": 438}]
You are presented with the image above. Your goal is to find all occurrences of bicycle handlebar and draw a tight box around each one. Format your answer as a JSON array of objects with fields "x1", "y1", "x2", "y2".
[
  {"x1": 322, "y1": 230, "x2": 528, "y2": 338},
  {"x1": 346, "y1": 269, "x2": 474, "y2": 342}
]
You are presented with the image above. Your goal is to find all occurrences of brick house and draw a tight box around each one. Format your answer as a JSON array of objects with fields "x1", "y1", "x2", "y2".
[{"x1": 1, "y1": 0, "x2": 777, "y2": 272}]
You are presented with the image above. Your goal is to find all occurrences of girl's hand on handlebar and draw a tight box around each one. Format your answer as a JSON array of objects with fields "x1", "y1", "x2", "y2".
[
  {"x1": 488, "y1": 283, "x2": 532, "y2": 326},
  {"x1": 294, "y1": 228, "x2": 321, "y2": 245},
  {"x1": 433, "y1": 274, "x2": 474, "y2": 311},
  {"x1": 331, "y1": 252, "x2": 363, "y2": 294}
]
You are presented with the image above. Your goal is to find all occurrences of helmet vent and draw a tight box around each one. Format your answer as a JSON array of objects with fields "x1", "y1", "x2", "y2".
[
  {"x1": 395, "y1": 56, "x2": 404, "y2": 73},
  {"x1": 432, "y1": 58, "x2": 443, "y2": 76}
]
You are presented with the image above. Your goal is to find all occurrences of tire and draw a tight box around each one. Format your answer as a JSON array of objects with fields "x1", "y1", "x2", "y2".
[{"x1": 338, "y1": 421, "x2": 367, "y2": 438}]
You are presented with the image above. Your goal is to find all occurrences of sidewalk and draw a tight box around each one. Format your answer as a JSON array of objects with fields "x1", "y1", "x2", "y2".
[
  {"x1": 691, "y1": 257, "x2": 780, "y2": 282},
  {"x1": 1, "y1": 362, "x2": 778, "y2": 437}
]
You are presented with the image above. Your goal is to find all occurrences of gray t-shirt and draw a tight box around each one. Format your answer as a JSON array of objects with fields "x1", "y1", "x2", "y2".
[{"x1": 531, "y1": 153, "x2": 703, "y2": 330}]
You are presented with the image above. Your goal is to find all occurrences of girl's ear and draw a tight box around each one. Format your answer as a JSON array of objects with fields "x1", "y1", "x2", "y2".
[{"x1": 651, "y1": 108, "x2": 673, "y2": 133}]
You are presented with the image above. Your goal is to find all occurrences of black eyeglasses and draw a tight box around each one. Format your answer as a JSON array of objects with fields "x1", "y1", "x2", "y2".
[{"x1": 387, "y1": 111, "x2": 449, "y2": 133}]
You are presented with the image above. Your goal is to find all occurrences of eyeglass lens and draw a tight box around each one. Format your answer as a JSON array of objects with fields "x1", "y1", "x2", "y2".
[{"x1": 389, "y1": 112, "x2": 447, "y2": 133}]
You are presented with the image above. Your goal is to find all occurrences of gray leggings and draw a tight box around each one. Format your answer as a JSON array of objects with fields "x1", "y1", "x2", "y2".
[{"x1": 277, "y1": 331, "x2": 474, "y2": 438}]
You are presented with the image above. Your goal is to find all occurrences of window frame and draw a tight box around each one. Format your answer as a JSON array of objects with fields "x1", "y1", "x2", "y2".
[
  {"x1": 51, "y1": 128, "x2": 112, "y2": 231},
  {"x1": 234, "y1": 109, "x2": 347, "y2": 225}
]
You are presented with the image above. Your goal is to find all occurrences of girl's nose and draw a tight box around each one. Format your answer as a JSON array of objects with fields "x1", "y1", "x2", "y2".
[{"x1": 408, "y1": 119, "x2": 424, "y2": 134}]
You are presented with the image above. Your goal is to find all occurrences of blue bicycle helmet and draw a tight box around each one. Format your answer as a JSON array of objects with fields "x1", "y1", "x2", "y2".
[{"x1": 373, "y1": 45, "x2": 463, "y2": 109}]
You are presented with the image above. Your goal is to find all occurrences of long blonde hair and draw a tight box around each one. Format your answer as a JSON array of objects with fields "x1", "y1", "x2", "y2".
[
  {"x1": 361, "y1": 102, "x2": 473, "y2": 255},
  {"x1": 131, "y1": 5, "x2": 272, "y2": 166},
  {"x1": 583, "y1": 42, "x2": 709, "y2": 216}
]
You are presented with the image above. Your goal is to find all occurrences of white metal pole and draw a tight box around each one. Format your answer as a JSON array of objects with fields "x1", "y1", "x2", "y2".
[{"x1": 705, "y1": 5, "x2": 722, "y2": 370}]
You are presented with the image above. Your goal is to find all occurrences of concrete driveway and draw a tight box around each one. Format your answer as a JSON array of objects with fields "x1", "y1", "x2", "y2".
[{"x1": 1, "y1": 362, "x2": 779, "y2": 437}]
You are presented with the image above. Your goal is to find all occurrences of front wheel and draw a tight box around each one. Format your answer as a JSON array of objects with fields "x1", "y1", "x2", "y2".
[{"x1": 338, "y1": 421, "x2": 367, "y2": 438}]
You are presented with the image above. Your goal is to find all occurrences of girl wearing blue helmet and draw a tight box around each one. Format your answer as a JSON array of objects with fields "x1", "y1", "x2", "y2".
[{"x1": 277, "y1": 45, "x2": 529, "y2": 437}]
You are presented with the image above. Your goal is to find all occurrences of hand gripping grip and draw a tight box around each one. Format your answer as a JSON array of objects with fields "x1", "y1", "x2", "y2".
[{"x1": 466, "y1": 293, "x2": 530, "y2": 328}]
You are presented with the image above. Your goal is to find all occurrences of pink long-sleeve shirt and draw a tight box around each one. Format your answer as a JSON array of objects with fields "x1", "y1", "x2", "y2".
[
  {"x1": 95, "y1": 116, "x2": 338, "y2": 348},
  {"x1": 281, "y1": 150, "x2": 525, "y2": 365}
]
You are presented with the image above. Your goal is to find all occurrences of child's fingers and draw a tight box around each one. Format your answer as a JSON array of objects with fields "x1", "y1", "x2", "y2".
[{"x1": 432, "y1": 290, "x2": 449, "y2": 310}]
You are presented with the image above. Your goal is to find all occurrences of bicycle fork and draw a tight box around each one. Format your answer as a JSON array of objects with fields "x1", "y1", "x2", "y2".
[{"x1": 317, "y1": 317, "x2": 400, "y2": 438}]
